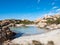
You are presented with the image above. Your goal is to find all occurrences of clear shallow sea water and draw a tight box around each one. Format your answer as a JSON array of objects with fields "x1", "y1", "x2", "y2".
[{"x1": 10, "y1": 26, "x2": 47, "y2": 38}]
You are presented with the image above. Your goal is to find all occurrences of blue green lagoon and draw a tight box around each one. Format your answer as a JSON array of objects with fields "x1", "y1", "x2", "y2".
[{"x1": 10, "y1": 26, "x2": 47, "y2": 37}]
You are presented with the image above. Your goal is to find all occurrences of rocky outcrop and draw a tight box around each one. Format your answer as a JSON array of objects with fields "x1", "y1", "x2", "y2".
[
  {"x1": 32, "y1": 40, "x2": 43, "y2": 45},
  {"x1": 35, "y1": 15, "x2": 60, "y2": 29},
  {"x1": 0, "y1": 21, "x2": 16, "y2": 43},
  {"x1": 37, "y1": 23, "x2": 47, "y2": 28},
  {"x1": 47, "y1": 41, "x2": 54, "y2": 45},
  {"x1": 3, "y1": 40, "x2": 54, "y2": 45}
]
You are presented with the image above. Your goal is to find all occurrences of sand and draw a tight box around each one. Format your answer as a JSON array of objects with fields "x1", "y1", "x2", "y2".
[{"x1": 11, "y1": 29, "x2": 60, "y2": 45}]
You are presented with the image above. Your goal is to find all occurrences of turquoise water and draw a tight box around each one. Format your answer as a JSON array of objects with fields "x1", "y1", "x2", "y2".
[{"x1": 10, "y1": 26, "x2": 47, "y2": 37}]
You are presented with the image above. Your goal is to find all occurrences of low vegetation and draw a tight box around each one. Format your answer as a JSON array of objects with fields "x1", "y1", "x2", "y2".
[
  {"x1": 3, "y1": 19, "x2": 34, "y2": 24},
  {"x1": 46, "y1": 17, "x2": 60, "y2": 24}
]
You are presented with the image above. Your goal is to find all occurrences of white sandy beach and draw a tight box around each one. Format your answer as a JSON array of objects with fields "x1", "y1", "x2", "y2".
[
  {"x1": 11, "y1": 29, "x2": 60, "y2": 45},
  {"x1": 16, "y1": 24, "x2": 36, "y2": 27}
]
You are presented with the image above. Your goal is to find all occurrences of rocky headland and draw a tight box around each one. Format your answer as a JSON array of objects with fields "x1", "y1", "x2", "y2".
[{"x1": 35, "y1": 15, "x2": 60, "y2": 30}]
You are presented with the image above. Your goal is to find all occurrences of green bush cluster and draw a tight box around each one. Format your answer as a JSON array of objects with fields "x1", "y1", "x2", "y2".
[
  {"x1": 46, "y1": 18, "x2": 60, "y2": 24},
  {"x1": 3, "y1": 19, "x2": 34, "y2": 24}
]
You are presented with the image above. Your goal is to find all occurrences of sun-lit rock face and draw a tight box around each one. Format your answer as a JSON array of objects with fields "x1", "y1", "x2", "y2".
[
  {"x1": 35, "y1": 15, "x2": 60, "y2": 29},
  {"x1": 35, "y1": 18, "x2": 47, "y2": 28},
  {"x1": 44, "y1": 15, "x2": 53, "y2": 19},
  {"x1": 35, "y1": 18, "x2": 47, "y2": 23},
  {"x1": 34, "y1": 18, "x2": 42, "y2": 23},
  {"x1": 53, "y1": 17, "x2": 57, "y2": 20},
  {"x1": 54, "y1": 15, "x2": 60, "y2": 18},
  {"x1": 37, "y1": 23, "x2": 47, "y2": 28},
  {"x1": 44, "y1": 15, "x2": 60, "y2": 20}
]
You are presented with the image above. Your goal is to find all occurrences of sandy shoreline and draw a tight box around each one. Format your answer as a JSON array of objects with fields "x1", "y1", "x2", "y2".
[
  {"x1": 16, "y1": 24, "x2": 36, "y2": 27},
  {"x1": 11, "y1": 29, "x2": 60, "y2": 45}
]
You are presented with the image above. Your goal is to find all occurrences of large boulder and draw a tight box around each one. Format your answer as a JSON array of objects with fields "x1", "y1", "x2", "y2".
[
  {"x1": 1, "y1": 20, "x2": 10, "y2": 26},
  {"x1": 47, "y1": 41, "x2": 54, "y2": 45},
  {"x1": 0, "y1": 25, "x2": 16, "y2": 43},
  {"x1": 32, "y1": 40, "x2": 43, "y2": 45},
  {"x1": 37, "y1": 22, "x2": 47, "y2": 28}
]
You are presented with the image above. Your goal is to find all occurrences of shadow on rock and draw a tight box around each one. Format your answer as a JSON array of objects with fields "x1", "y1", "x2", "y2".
[{"x1": 13, "y1": 32, "x2": 24, "y2": 38}]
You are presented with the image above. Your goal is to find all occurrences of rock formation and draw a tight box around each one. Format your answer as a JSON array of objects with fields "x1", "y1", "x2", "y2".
[{"x1": 0, "y1": 21, "x2": 16, "y2": 44}]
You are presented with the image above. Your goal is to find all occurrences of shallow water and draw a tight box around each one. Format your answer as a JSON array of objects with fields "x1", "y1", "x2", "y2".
[{"x1": 10, "y1": 26, "x2": 48, "y2": 37}]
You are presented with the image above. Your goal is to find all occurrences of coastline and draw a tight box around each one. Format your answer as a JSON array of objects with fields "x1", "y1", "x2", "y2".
[
  {"x1": 11, "y1": 29, "x2": 60, "y2": 45},
  {"x1": 16, "y1": 24, "x2": 60, "y2": 30},
  {"x1": 16, "y1": 24, "x2": 36, "y2": 27}
]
